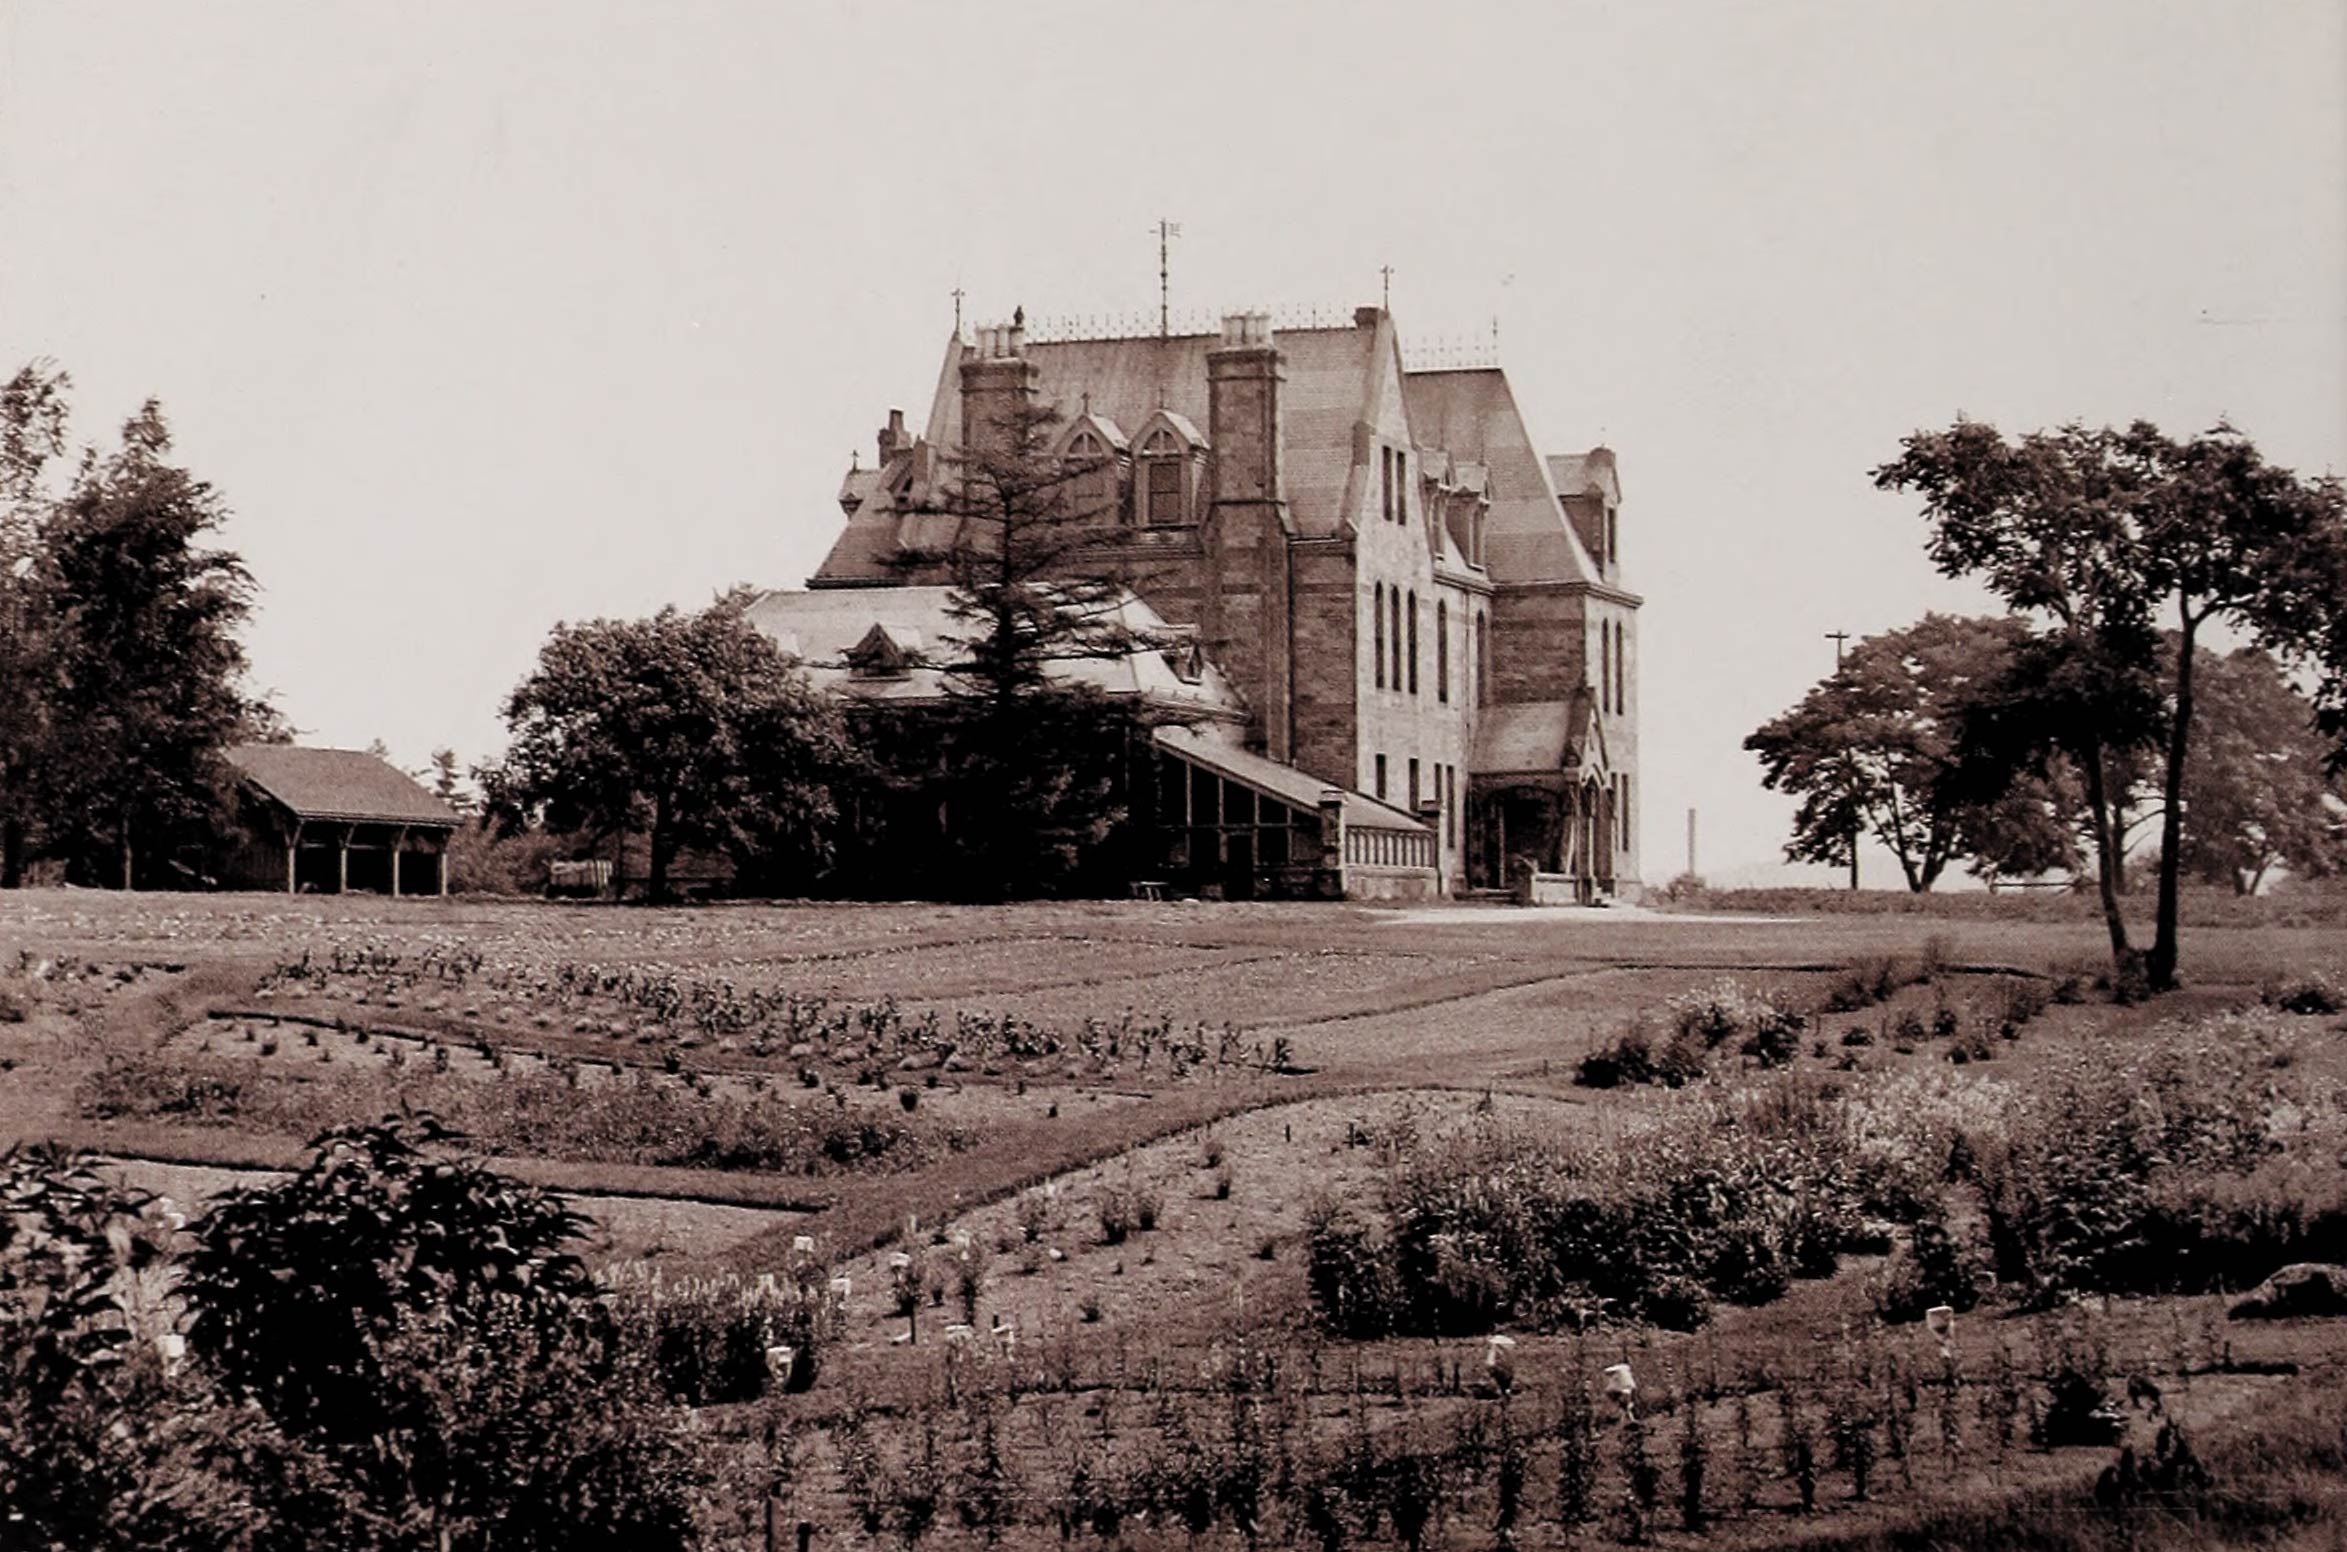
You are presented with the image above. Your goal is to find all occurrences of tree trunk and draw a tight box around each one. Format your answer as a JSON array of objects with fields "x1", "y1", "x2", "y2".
[
  {"x1": 2079, "y1": 733, "x2": 2133, "y2": 969},
  {"x1": 648, "y1": 796, "x2": 673, "y2": 903},
  {"x1": 120, "y1": 825, "x2": 133, "y2": 893},
  {"x1": 2149, "y1": 613, "x2": 2199, "y2": 992}
]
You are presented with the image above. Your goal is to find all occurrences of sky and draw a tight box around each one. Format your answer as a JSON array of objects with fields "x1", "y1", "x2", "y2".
[{"x1": 2, "y1": 1, "x2": 2341, "y2": 884}]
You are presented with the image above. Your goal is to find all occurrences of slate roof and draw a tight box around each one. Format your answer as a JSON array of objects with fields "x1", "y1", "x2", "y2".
[
  {"x1": 1469, "y1": 690, "x2": 1609, "y2": 778},
  {"x1": 1400, "y1": 369, "x2": 1601, "y2": 587},
  {"x1": 743, "y1": 585, "x2": 1246, "y2": 719},
  {"x1": 228, "y1": 746, "x2": 459, "y2": 827},
  {"x1": 1152, "y1": 724, "x2": 1425, "y2": 832}
]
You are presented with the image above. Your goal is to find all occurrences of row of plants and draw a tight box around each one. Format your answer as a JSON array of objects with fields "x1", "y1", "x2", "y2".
[
  {"x1": 259, "y1": 943, "x2": 1289, "y2": 1079},
  {"x1": 1577, "y1": 965, "x2": 2069, "y2": 1091},
  {"x1": 724, "y1": 1299, "x2": 2221, "y2": 1551},
  {"x1": 77, "y1": 1048, "x2": 956, "y2": 1176}
]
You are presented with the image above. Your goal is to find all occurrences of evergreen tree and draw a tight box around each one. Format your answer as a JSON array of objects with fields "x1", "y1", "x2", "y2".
[
  {"x1": 912, "y1": 393, "x2": 1169, "y2": 899},
  {"x1": 35, "y1": 399, "x2": 270, "y2": 888}
]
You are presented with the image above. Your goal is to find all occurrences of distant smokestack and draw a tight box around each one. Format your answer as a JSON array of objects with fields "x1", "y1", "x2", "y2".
[{"x1": 1687, "y1": 808, "x2": 1698, "y2": 878}]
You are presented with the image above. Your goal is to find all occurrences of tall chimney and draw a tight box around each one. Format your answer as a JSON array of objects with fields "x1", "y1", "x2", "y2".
[
  {"x1": 1203, "y1": 312, "x2": 1293, "y2": 760},
  {"x1": 876, "y1": 407, "x2": 910, "y2": 464},
  {"x1": 959, "y1": 325, "x2": 1034, "y2": 458}
]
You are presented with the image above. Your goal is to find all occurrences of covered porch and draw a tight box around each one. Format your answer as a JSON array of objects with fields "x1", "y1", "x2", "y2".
[{"x1": 1467, "y1": 694, "x2": 1619, "y2": 904}]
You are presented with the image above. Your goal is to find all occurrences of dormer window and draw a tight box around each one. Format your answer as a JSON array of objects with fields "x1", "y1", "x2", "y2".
[
  {"x1": 844, "y1": 622, "x2": 924, "y2": 678},
  {"x1": 1055, "y1": 412, "x2": 1129, "y2": 523},
  {"x1": 1131, "y1": 411, "x2": 1205, "y2": 527},
  {"x1": 1143, "y1": 439, "x2": 1184, "y2": 524}
]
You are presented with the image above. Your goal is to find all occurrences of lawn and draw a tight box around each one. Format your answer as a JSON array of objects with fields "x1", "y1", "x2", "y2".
[{"x1": 4, "y1": 887, "x2": 2343, "y2": 1548}]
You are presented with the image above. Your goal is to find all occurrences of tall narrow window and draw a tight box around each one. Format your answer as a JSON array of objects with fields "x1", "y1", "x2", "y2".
[
  {"x1": 1374, "y1": 755, "x2": 1387, "y2": 801},
  {"x1": 1390, "y1": 589, "x2": 1402, "y2": 690},
  {"x1": 1475, "y1": 613, "x2": 1489, "y2": 706},
  {"x1": 1436, "y1": 600, "x2": 1449, "y2": 703},
  {"x1": 1600, "y1": 619, "x2": 1612, "y2": 713},
  {"x1": 1606, "y1": 509, "x2": 1619, "y2": 569},
  {"x1": 1616, "y1": 623, "x2": 1628, "y2": 715},
  {"x1": 1379, "y1": 447, "x2": 1392, "y2": 524},
  {"x1": 1395, "y1": 451, "x2": 1408, "y2": 524},
  {"x1": 1406, "y1": 591, "x2": 1419, "y2": 696},
  {"x1": 1372, "y1": 585, "x2": 1385, "y2": 690},
  {"x1": 1408, "y1": 759, "x2": 1420, "y2": 812},
  {"x1": 1619, "y1": 774, "x2": 1632, "y2": 851}
]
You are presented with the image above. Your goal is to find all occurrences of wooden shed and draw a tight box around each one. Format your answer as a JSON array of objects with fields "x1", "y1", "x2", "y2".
[{"x1": 224, "y1": 745, "x2": 459, "y2": 896}]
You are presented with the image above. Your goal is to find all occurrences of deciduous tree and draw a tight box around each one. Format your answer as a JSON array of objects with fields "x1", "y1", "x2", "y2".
[
  {"x1": 1747, "y1": 614, "x2": 2044, "y2": 891},
  {"x1": 486, "y1": 591, "x2": 852, "y2": 900},
  {"x1": 1876, "y1": 420, "x2": 2346, "y2": 989},
  {"x1": 2176, "y1": 646, "x2": 2343, "y2": 894}
]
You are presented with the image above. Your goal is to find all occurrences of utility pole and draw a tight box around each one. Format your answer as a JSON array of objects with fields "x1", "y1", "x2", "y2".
[
  {"x1": 1156, "y1": 220, "x2": 1182, "y2": 338},
  {"x1": 1827, "y1": 630, "x2": 1857, "y2": 891},
  {"x1": 1686, "y1": 807, "x2": 1698, "y2": 880}
]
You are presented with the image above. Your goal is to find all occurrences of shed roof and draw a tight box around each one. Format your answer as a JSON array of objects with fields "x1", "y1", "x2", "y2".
[
  {"x1": 228, "y1": 746, "x2": 460, "y2": 827},
  {"x1": 1152, "y1": 724, "x2": 1424, "y2": 832}
]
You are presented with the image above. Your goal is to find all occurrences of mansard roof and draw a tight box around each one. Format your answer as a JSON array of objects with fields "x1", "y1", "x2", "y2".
[
  {"x1": 1400, "y1": 368, "x2": 1602, "y2": 587},
  {"x1": 814, "y1": 312, "x2": 1609, "y2": 592}
]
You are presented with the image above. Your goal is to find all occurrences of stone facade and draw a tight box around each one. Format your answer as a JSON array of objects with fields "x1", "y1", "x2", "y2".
[{"x1": 805, "y1": 305, "x2": 1642, "y2": 899}]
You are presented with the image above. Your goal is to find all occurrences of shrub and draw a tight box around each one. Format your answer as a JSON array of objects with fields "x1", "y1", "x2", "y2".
[
  {"x1": 2263, "y1": 969, "x2": 2343, "y2": 1016},
  {"x1": 1874, "y1": 1210, "x2": 1986, "y2": 1323},
  {"x1": 1967, "y1": 1014, "x2": 2313, "y2": 1302},
  {"x1": 1821, "y1": 954, "x2": 1925, "y2": 1014},
  {"x1": 1740, "y1": 1005, "x2": 1807, "y2": 1068},
  {"x1": 606, "y1": 1263, "x2": 836, "y2": 1403},
  {"x1": 1311, "y1": 1075, "x2": 1931, "y2": 1336}
]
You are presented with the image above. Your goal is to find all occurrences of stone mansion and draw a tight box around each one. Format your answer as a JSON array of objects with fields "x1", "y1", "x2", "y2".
[{"x1": 750, "y1": 305, "x2": 1641, "y2": 901}]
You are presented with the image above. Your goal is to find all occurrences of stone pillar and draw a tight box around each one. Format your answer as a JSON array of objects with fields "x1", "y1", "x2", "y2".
[{"x1": 1317, "y1": 789, "x2": 1345, "y2": 895}]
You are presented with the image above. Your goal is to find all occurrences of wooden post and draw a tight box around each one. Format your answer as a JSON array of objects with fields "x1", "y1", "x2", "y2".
[
  {"x1": 390, "y1": 826, "x2": 408, "y2": 898},
  {"x1": 287, "y1": 820, "x2": 301, "y2": 894},
  {"x1": 437, "y1": 833, "x2": 449, "y2": 897},
  {"x1": 336, "y1": 826, "x2": 350, "y2": 894}
]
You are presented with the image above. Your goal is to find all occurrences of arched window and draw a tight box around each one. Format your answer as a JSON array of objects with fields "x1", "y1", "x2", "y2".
[
  {"x1": 1065, "y1": 429, "x2": 1111, "y2": 519},
  {"x1": 1475, "y1": 612, "x2": 1489, "y2": 706},
  {"x1": 1372, "y1": 584, "x2": 1385, "y2": 690},
  {"x1": 1436, "y1": 600, "x2": 1449, "y2": 703},
  {"x1": 1136, "y1": 424, "x2": 1192, "y2": 527},
  {"x1": 1406, "y1": 590, "x2": 1419, "y2": 696}
]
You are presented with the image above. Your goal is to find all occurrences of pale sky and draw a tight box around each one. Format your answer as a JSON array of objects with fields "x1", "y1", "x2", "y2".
[{"x1": 3, "y1": 1, "x2": 2341, "y2": 883}]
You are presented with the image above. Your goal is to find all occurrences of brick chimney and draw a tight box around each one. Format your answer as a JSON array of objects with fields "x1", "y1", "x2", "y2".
[
  {"x1": 1202, "y1": 312, "x2": 1294, "y2": 761},
  {"x1": 1207, "y1": 311, "x2": 1281, "y2": 503},
  {"x1": 959, "y1": 321, "x2": 1034, "y2": 458},
  {"x1": 875, "y1": 407, "x2": 911, "y2": 464}
]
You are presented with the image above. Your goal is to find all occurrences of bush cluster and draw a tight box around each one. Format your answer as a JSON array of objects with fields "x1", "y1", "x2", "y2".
[
  {"x1": 1577, "y1": 980, "x2": 1807, "y2": 1089},
  {"x1": 1966, "y1": 1011, "x2": 2341, "y2": 1301},
  {"x1": 1310, "y1": 1075, "x2": 1935, "y2": 1335}
]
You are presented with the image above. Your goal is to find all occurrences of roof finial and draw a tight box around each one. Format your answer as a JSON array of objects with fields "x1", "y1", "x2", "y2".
[
  {"x1": 1380, "y1": 264, "x2": 1394, "y2": 311},
  {"x1": 1012, "y1": 303, "x2": 1025, "y2": 329},
  {"x1": 951, "y1": 285, "x2": 965, "y2": 337}
]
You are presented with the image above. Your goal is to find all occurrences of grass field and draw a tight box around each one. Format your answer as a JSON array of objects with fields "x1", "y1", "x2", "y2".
[{"x1": 4, "y1": 888, "x2": 2343, "y2": 1549}]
